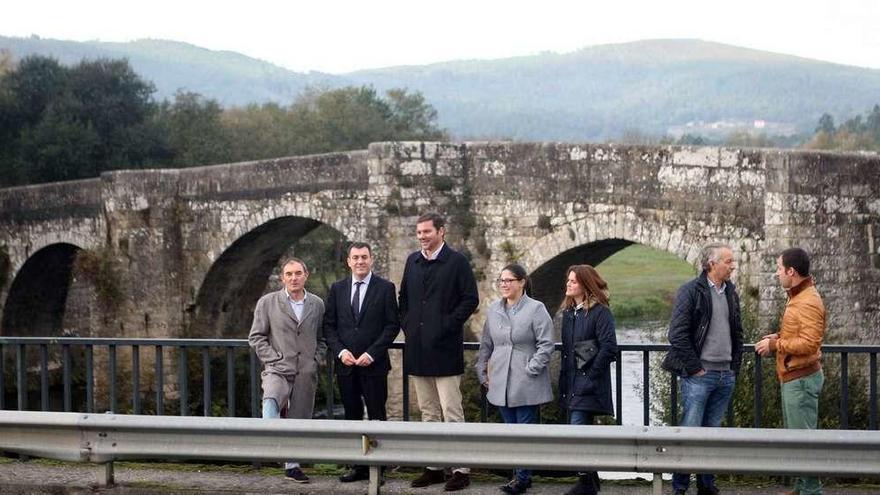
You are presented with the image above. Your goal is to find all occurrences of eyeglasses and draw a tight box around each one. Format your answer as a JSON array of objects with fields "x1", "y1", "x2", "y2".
[{"x1": 496, "y1": 278, "x2": 522, "y2": 286}]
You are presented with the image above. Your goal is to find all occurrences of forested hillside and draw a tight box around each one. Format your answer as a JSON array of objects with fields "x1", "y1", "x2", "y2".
[{"x1": 4, "y1": 36, "x2": 879, "y2": 140}]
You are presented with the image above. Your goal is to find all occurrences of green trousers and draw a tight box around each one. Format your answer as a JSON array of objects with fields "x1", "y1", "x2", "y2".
[{"x1": 781, "y1": 369, "x2": 824, "y2": 495}]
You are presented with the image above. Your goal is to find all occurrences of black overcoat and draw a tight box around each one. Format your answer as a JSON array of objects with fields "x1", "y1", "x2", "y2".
[
  {"x1": 558, "y1": 303, "x2": 618, "y2": 415},
  {"x1": 399, "y1": 244, "x2": 479, "y2": 376}
]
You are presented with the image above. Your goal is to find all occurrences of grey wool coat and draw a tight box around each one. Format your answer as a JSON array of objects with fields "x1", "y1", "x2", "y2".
[
  {"x1": 248, "y1": 289, "x2": 326, "y2": 415},
  {"x1": 475, "y1": 295, "x2": 555, "y2": 408}
]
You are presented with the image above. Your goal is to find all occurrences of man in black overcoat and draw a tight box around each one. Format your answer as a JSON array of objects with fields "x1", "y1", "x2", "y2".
[{"x1": 399, "y1": 213, "x2": 479, "y2": 491}]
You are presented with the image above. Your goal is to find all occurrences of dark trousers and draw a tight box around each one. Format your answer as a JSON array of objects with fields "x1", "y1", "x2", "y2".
[
  {"x1": 339, "y1": 371, "x2": 388, "y2": 474},
  {"x1": 338, "y1": 371, "x2": 388, "y2": 421}
]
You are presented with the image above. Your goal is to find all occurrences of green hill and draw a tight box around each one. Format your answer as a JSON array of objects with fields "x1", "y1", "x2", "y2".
[
  {"x1": 3, "y1": 36, "x2": 879, "y2": 141},
  {"x1": 0, "y1": 36, "x2": 335, "y2": 105}
]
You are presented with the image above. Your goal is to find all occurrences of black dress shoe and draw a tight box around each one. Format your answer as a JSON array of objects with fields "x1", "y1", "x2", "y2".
[
  {"x1": 411, "y1": 468, "x2": 447, "y2": 488},
  {"x1": 500, "y1": 478, "x2": 532, "y2": 494},
  {"x1": 339, "y1": 467, "x2": 370, "y2": 482},
  {"x1": 444, "y1": 472, "x2": 471, "y2": 491}
]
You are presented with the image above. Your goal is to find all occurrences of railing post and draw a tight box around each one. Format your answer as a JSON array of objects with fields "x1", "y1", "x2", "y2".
[
  {"x1": 109, "y1": 344, "x2": 117, "y2": 413},
  {"x1": 402, "y1": 370, "x2": 410, "y2": 421},
  {"x1": 840, "y1": 352, "x2": 849, "y2": 429},
  {"x1": 202, "y1": 347, "x2": 211, "y2": 417},
  {"x1": 155, "y1": 346, "x2": 164, "y2": 415},
  {"x1": 754, "y1": 352, "x2": 763, "y2": 428},
  {"x1": 0, "y1": 344, "x2": 5, "y2": 410},
  {"x1": 16, "y1": 344, "x2": 25, "y2": 410},
  {"x1": 226, "y1": 347, "x2": 235, "y2": 417},
  {"x1": 179, "y1": 347, "x2": 188, "y2": 416},
  {"x1": 643, "y1": 350, "x2": 650, "y2": 426},
  {"x1": 870, "y1": 352, "x2": 877, "y2": 430},
  {"x1": 132, "y1": 345, "x2": 141, "y2": 414},
  {"x1": 249, "y1": 349, "x2": 259, "y2": 418},
  {"x1": 62, "y1": 344, "x2": 71, "y2": 412},
  {"x1": 85, "y1": 345, "x2": 94, "y2": 413},
  {"x1": 40, "y1": 344, "x2": 49, "y2": 412},
  {"x1": 325, "y1": 349, "x2": 334, "y2": 419},
  {"x1": 616, "y1": 351, "x2": 623, "y2": 425}
]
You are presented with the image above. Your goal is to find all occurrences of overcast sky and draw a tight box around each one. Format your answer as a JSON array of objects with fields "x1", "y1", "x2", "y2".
[{"x1": 3, "y1": 0, "x2": 879, "y2": 73}]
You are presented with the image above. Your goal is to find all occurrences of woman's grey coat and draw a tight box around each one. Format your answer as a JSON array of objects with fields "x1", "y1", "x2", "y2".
[{"x1": 475, "y1": 295, "x2": 555, "y2": 408}]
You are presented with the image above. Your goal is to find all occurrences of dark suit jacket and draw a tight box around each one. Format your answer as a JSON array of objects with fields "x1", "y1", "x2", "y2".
[{"x1": 323, "y1": 273, "x2": 400, "y2": 376}]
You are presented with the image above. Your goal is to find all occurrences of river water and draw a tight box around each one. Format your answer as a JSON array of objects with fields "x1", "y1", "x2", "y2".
[
  {"x1": 604, "y1": 320, "x2": 669, "y2": 480},
  {"x1": 613, "y1": 320, "x2": 668, "y2": 427}
]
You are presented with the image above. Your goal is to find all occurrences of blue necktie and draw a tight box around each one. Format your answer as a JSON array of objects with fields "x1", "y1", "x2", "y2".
[{"x1": 352, "y1": 281, "x2": 363, "y2": 319}]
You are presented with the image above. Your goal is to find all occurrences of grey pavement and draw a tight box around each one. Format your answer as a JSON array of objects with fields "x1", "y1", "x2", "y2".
[{"x1": 0, "y1": 458, "x2": 878, "y2": 494}]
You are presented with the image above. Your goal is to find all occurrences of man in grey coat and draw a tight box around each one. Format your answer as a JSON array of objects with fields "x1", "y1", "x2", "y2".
[{"x1": 249, "y1": 257, "x2": 326, "y2": 483}]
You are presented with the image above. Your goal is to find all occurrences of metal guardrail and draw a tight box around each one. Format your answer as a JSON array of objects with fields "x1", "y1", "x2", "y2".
[
  {"x1": 1, "y1": 411, "x2": 878, "y2": 495},
  {"x1": 0, "y1": 338, "x2": 878, "y2": 429}
]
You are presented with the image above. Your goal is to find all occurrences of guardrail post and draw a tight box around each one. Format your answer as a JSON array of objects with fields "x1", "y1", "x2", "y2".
[
  {"x1": 368, "y1": 465, "x2": 381, "y2": 495},
  {"x1": 652, "y1": 473, "x2": 662, "y2": 495},
  {"x1": 99, "y1": 462, "x2": 114, "y2": 486}
]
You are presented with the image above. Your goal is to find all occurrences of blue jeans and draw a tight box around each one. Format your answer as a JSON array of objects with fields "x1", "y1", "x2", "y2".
[
  {"x1": 672, "y1": 370, "x2": 735, "y2": 492},
  {"x1": 569, "y1": 410, "x2": 600, "y2": 493},
  {"x1": 262, "y1": 398, "x2": 299, "y2": 469},
  {"x1": 498, "y1": 405, "x2": 539, "y2": 483}
]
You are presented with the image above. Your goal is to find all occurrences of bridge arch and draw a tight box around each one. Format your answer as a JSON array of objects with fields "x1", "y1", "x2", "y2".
[
  {"x1": 210, "y1": 200, "x2": 366, "y2": 265},
  {"x1": 189, "y1": 215, "x2": 349, "y2": 339},
  {"x1": 2, "y1": 242, "x2": 82, "y2": 336},
  {"x1": 519, "y1": 214, "x2": 706, "y2": 312}
]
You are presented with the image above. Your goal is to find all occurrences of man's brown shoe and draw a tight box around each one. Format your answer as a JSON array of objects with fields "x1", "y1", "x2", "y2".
[
  {"x1": 445, "y1": 472, "x2": 471, "y2": 491},
  {"x1": 411, "y1": 468, "x2": 446, "y2": 488},
  {"x1": 778, "y1": 491, "x2": 798, "y2": 495}
]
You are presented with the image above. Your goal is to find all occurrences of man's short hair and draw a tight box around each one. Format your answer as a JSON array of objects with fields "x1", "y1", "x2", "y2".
[
  {"x1": 699, "y1": 243, "x2": 731, "y2": 272},
  {"x1": 279, "y1": 257, "x2": 309, "y2": 273},
  {"x1": 416, "y1": 212, "x2": 446, "y2": 231},
  {"x1": 780, "y1": 247, "x2": 811, "y2": 277},
  {"x1": 347, "y1": 242, "x2": 372, "y2": 256}
]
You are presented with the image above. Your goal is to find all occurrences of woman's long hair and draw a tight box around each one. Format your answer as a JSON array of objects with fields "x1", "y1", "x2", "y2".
[
  {"x1": 561, "y1": 264, "x2": 609, "y2": 310},
  {"x1": 501, "y1": 263, "x2": 531, "y2": 297}
]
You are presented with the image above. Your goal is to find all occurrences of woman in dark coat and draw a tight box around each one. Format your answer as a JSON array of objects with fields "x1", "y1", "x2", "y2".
[{"x1": 558, "y1": 265, "x2": 618, "y2": 495}]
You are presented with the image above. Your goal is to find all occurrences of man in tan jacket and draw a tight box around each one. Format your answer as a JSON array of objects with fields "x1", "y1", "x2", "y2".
[
  {"x1": 756, "y1": 247, "x2": 826, "y2": 495},
  {"x1": 249, "y1": 257, "x2": 326, "y2": 483}
]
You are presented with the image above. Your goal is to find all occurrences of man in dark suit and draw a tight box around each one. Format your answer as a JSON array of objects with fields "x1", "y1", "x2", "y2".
[{"x1": 323, "y1": 242, "x2": 400, "y2": 483}]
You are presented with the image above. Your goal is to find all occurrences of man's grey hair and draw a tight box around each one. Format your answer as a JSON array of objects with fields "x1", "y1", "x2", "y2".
[
  {"x1": 279, "y1": 257, "x2": 309, "y2": 274},
  {"x1": 699, "y1": 243, "x2": 732, "y2": 272}
]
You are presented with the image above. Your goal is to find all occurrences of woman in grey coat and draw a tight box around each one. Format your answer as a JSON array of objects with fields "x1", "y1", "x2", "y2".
[{"x1": 476, "y1": 263, "x2": 554, "y2": 495}]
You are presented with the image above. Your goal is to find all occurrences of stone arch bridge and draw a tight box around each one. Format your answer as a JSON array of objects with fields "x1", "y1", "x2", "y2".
[{"x1": 1, "y1": 142, "x2": 878, "y2": 343}]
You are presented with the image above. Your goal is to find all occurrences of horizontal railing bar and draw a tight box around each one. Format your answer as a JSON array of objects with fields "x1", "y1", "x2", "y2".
[
  {"x1": 0, "y1": 337, "x2": 251, "y2": 347},
  {"x1": 1, "y1": 337, "x2": 877, "y2": 354},
  {"x1": 0, "y1": 411, "x2": 877, "y2": 478}
]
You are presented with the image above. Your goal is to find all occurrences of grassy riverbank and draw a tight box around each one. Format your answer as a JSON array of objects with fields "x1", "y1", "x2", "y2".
[{"x1": 598, "y1": 244, "x2": 695, "y2": 322}]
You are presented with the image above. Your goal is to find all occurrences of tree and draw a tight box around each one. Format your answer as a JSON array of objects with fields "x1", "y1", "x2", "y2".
[
  {"x1": 155, "y1": 91, "x2": 230, "y2": 167},
  {"x1": 806, "y1": 105, "x2": 880, "y2": 151},
  {"x1": 386, "y1": 89, "x2": 446, "y2": 140},
  {"x1": 0, "y1": 49, "x2": 14, "y2": 76},
  {"x1": 0, "y1": 55, "x2": 164, "y2": 185},
  {"x1": 816, "y1": 113, "x2": 835, "y2": 134}
]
